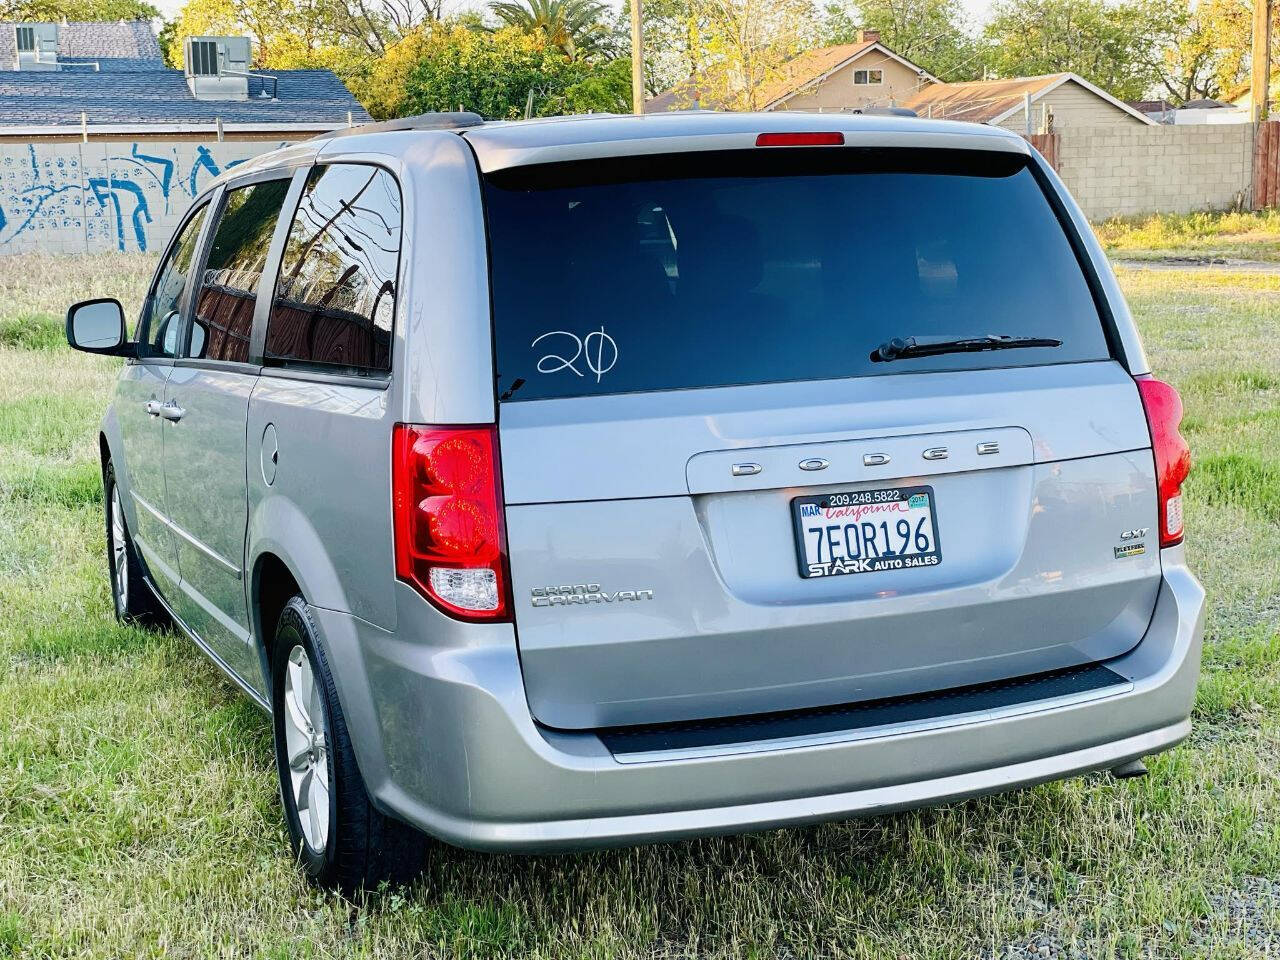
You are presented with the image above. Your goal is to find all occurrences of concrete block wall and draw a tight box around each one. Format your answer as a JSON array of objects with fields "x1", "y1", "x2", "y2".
[
  {"x1": 1056, "y1": 123, "x2": 1255, "y2": 220},
  {"x1": 0, "y1": 140, "x2": 291, "y2": 255},
  {"x1": 0, "y1": 127, "x2": 1263, "y2": 252}
]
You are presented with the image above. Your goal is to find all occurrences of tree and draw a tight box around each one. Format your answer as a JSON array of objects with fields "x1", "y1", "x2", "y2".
[
  {"x1": 167, "y1": 0, "x2": 377, "y2": 89},
  {"x1": 0, "y1": 0, "x2": 157, "y2": 17},
  {"x1": 399, "y1": 23, "x2": 626, "y2": 118},
  {"x1": 628, "y1": 0, "x2": 706, "y2": 95},
  {"x1": 822, "y1": 0, "x2": 978, "y2": 81},
  {"x1": 1126, "y1": 0, "x2": 1213, "y2": 102},
  {"x1": 1155, "y1": 0, "x2": 1278, "y2": 103},
  {"x1": 981, "y1": 0, "x2": 1171, "y2": 101},
  {"x1": 317, "y1": 0, "x2": 443, "y2": 57},
  {"x1": 663, "y1": 0, "x2": 821, "y2": 110},
  {"x1": 168, "y1": 0, "x2": 439, "y2": 72},
  {"x1": 362, "y1": 24, "x2": 438, "y2": 117},
  {"x1": 488, "y1": 0, "x2": 611, "y2": 58},
  {"x1": 561, "y1": 54, "x2": 631, "y2": 110}
]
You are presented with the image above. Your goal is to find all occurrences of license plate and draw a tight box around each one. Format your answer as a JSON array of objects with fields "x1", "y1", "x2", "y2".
[{"x1": 792, "y1": 485, "x2": 942, "y2": 579}]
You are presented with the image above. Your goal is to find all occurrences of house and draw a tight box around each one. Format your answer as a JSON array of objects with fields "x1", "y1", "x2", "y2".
[
  {"x1": 1, "y1": 19, "x2": 161, "y2": 71},
  {"x1": 645, "y1": 31, "x2": 937, "y2": 114},
  {"x1": 1224, "y1": 75, "x2": 1278, "y2": 120},
  {"x1": 903, "y1": 73, "x2": 1154, "y2": 131},
  {"x1": 1169, "y1": 98, "x2": 1247, "y2": 125},
  {"x1": 0, "y1": 22, "x2": 369, "y2": 141},
  {"x1": 1132, "y1": 96, "x2": 1246, "y2": 125},
  {"x1": 0, "y1": 22, "x2": 371, "y2": 256},
  {"x1": 1129, "y1": 98, "x2": 1176, "y2": 123}
]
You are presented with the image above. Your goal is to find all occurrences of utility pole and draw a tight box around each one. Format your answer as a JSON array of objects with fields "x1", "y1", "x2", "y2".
[
  {"x1": 1253, "y1": 0, "x2": 1272, "y2": 121},
  {"x1": 630, "y1": 0, "x2": 644, "y2": 115}
]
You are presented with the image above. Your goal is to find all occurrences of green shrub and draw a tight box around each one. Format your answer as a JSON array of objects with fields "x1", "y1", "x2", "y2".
[
  {"x1": 0, "y1": 313, "x2": 65, "y2": 351},
  {"x1": 402, "y1": 25, "x2": 628, "y2": 120}
]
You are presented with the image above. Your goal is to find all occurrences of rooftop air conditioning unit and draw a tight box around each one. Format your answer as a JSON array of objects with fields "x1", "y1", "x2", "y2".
[
  {"x1": 183, "y1": 35, "x2": 252, "y2": 100},
  {"x1": 14, "y1": 23, "x2": 58, "y2": 71}
]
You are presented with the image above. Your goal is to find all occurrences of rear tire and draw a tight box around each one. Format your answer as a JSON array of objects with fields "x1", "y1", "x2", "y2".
[
  {"x1": 104, "y1": 460, "x2": 167, "y2": 627},
  {"x1": 271, "y1": 596, "x2": 427, "y2": 894}
]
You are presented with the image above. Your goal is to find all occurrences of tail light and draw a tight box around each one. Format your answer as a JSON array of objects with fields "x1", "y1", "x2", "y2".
[
  {"x1": 755, "y1": 132, "x2": 845, "y2": 147},
  {"x1": 392, "y1": 424, "x2": 511, "y2": 621},
  {"x1": 1136, "y1": 376, "x2": 1191, "y2": 547}
]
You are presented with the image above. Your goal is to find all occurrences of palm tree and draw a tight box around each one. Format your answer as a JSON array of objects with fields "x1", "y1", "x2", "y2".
[{"x1": 488, "y1": 0, "x2": 609, "y2": 57}]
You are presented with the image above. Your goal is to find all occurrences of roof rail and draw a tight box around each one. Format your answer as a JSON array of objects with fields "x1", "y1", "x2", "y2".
[{"x1": 322, "y1": 111, "x2": 485, "y2": 139}]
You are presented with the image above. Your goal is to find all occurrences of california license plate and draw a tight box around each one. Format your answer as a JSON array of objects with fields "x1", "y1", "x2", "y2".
[{"x1": 792, "y1": 485, "x2": 942, "y2": 579}]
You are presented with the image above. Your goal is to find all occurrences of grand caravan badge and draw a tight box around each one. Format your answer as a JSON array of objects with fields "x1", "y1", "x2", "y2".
[{"x1": 531, "y1": 584, "x2": 655, "y2": 607}]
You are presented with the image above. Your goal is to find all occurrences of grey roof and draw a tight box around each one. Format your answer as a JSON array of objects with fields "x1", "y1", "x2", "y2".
[
  {"x1": 0, "y1": 69, "x2": 371, "y2": 127},
  {"x1": 1, "y1": 20, "x2": 163, "y2": 71}
]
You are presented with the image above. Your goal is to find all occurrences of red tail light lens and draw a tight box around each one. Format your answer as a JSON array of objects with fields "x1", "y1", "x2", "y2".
[
  {"x1": 755, "y1": 132, "x2": 845, "y2": 147},
  {"x1": 392, "y1": 424, "x2": 511, "y2": 621},
  {"x1": 1136, "y1": 376, "x2": 1191, "y2": 547}
]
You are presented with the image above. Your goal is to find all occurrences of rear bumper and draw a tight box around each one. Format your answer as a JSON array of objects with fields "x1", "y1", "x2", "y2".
[{"x1": 313, "y1": 551, "x2": 1203, "y2": 852}]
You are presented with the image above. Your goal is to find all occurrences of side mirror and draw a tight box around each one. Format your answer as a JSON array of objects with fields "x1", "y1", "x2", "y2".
[
  {"x1": 158, "y1": 311, "x2": 181, "y2": 357},
  {"x1": 189, "y1": 318, "x2": 208, "y2": 359},
  {"x1": 66, "y1": 298, "x2": 131, "y2": 356}
]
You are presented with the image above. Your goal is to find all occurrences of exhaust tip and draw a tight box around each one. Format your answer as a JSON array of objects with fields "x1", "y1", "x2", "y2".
[{"x1": 1110, "y1": 759, "x2": 1149, "y2": 780}]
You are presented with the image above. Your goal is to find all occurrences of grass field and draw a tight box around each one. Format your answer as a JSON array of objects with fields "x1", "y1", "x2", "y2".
[
  {"x1": 1096, "y1": 211, "x2": 1280, "y2": 264},
  {"x1": 1, "y1": 252, "x2": 1279, "y2": 959}
]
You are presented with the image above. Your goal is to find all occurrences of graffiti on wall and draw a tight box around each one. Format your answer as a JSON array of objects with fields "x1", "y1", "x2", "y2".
[{"x1": 0, "y1": 141, "x2": 287, "y2": 254}]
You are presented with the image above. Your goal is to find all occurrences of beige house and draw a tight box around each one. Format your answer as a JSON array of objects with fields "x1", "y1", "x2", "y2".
[
  {"x1": 645, "y1": 32, "x2": 937, "y2": 114},
  {"x1": 1225, "y1": 74, "x2": 1279, "y2": 119},
  {"x1": 903, "y1": 73, "x2": 1154, "y2": 131}
]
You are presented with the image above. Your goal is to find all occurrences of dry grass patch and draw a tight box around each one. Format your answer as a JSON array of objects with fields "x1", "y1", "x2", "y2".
[{"x1": 1098, "y1": 211, "x2": 1280, "y2": 263}]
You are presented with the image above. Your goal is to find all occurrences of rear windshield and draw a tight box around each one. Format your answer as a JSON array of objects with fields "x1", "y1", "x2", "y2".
[{"x1": 484, "y1": 148, "x2": 1110, "y2": 402}]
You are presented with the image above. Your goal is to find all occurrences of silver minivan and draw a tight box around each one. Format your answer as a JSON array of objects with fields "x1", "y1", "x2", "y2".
[{"x1": 67, "y1": 111, "x2": 1204, "y2": 893}]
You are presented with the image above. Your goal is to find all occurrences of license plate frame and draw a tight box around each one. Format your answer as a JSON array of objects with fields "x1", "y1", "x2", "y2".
[{"x1": 791, "y1": 484, "x2": 942, "y2": 579}]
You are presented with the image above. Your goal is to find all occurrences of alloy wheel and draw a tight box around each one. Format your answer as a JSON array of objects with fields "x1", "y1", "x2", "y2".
[
  {"x1": 282, "y1": 644, "x2": 331, "y2": 853},
  {"x1": 110, "y1": 486, "x2": 128, "y2": 615}
]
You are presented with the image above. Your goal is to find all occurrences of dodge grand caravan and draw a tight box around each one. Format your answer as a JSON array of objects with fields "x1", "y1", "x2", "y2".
[{"x1": 66, "y1": 111, "x2": 1204, "y2": 893}]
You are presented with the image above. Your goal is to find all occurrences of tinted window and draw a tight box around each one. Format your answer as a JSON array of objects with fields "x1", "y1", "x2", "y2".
[
  {"x1": 191, "y1": 178, "x2": 291, "y2": 364},
  {"x1": 484, "y1": 149, "x2": 1110, "y2": 402},
  {"x1": 265, "y1": 164, "x2": 400, "y2": 373},
  {"x1": 138, "y1": 203, "x2": 207, "y2": 358}
]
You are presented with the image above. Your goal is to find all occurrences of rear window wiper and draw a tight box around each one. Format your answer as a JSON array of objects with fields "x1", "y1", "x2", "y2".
[{"x1": 870, "y1": 334, "x2": 1063, "y2": 363}]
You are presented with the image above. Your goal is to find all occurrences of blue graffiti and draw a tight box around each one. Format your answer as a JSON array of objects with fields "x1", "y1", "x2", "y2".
[
  {"x1": 1, "y1": 141, "x2": 287, "y2": 251},
  {"x1": 188, "y1": 145, "x2": 220, "y2": 195},
  {"x1": 186, "y1": 146, "x2": 252, "y2": 194},
  {"x1": 3, "y1": 182, "x2": 80, "y2": 244},
  {"x1": 88, "y1": 177, "x2": 152, "y2": 252},
  {"x1": 120, "y1": 143, "x2": 175, "y2": 200}
]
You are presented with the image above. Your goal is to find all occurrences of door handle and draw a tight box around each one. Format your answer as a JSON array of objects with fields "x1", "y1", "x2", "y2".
[
  {"x1": 144, "y1": 399, "x2": 162, "y2": 417},
  {"x1": 158, "y1": 400, "x2": 185, "y2": 422}
]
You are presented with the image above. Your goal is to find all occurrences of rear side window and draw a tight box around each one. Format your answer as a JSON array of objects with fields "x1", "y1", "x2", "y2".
[
  {"x1": 265, "y1": 164, "x2": 401, "y2": 374},
  {"x1": 191, "y1": 178, "x2": 291, "y2": 364},
  {"x1": 484, "y1": 149, "x2": 1110, "y2": 402}
]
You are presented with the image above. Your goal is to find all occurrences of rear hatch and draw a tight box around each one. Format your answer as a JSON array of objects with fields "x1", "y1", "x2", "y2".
[{"x1": 483, "y1": 145, "x2": 1160, "y2": 731}]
